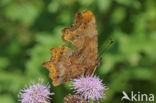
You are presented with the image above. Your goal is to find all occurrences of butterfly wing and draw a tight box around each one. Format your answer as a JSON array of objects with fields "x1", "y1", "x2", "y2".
[
  {"x1": 62, "y1": 10, "x2": 100, "y2": 76},
  {"x1": 43, "y1": 46, "x2": 85, "y2": 86}
]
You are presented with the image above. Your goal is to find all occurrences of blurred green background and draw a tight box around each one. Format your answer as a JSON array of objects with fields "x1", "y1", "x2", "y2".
[{"x1": 0, "y1": 0, "x2": 156, "y2": 103}]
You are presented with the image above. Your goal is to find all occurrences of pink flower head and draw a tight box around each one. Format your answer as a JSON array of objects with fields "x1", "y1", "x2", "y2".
[
  {"x1": 64, "y1": 94, "x2": 87, "y2": 103},
  {"x1": 18, "y1": 79, "x2": 54, "y2": 103},
  {"x1": 72, "y1": 76, "x2": 107, "y2": 101}
]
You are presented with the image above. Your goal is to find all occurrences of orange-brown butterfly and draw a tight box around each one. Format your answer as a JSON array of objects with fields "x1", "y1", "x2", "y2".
[{"x1": 43, "y1": 10, "x2": 101, "y2": 86}]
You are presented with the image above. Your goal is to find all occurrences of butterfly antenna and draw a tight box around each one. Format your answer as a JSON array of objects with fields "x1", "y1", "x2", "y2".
[{"x1": 98, "y1": 38, "x2": 114, "y2": 58}]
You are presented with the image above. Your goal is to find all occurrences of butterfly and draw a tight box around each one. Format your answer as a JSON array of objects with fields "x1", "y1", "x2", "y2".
[{"x1": 43, "y1": 10, "x2": 101, "y2": 86}]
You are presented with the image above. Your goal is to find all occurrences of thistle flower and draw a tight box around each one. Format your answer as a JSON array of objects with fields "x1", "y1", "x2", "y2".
[
  {"x1": 64, "y1": 94, "x2": 88, "y2": 103},
  {"x1": 72, "y1": 76, "x2": 107, "y2": 101},
  {"x1": 18, "y1": 79, "x2": 54, "y2": 103}
]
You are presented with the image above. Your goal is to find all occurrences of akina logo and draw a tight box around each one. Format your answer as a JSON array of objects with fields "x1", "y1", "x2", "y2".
[{"x1": 121, "y1": 91, "x2": 154, "y2": 102}]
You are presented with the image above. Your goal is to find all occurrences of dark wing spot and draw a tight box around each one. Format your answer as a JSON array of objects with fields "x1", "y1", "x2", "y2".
[
  {"x1": 57, "y1": 76, "x2": 59, "y2": 79},
  {"x1": 69, "y1": 21, "x2": 82, "y2": 32},
  {"x1": 76, "y1": 35, "x2": 79, "y2": 37},
  {"x1": 60, "y1": 52, "x2": 63, "y2": 55},
  {"x1": 84, "y1": 26, "x2": 86, "y2": 29}
]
